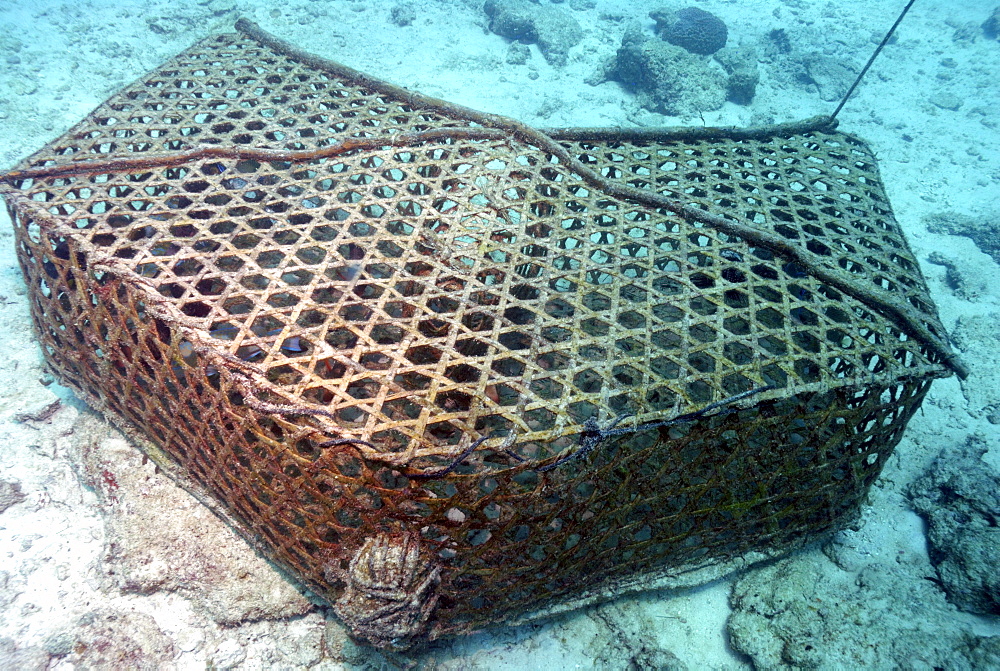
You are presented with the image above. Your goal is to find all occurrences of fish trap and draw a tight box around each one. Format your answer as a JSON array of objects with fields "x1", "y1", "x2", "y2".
[{"x1": 0, "y1": 20, "x2": 963, "y2": 650}]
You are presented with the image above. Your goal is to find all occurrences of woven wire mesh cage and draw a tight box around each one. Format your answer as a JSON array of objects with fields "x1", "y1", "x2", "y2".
[{"x1": 0, "y1": 20, "x2": 963, "y2": 649}]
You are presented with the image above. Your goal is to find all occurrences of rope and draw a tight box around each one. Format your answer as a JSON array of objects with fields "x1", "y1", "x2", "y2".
[{"x1": 830, "y1": 0, "x2": 918, "y2": 121}]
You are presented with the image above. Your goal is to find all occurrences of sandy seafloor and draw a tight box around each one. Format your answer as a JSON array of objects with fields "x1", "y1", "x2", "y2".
[{"x1": 0, "y1": 0, "x2": 999, "y2": 668}]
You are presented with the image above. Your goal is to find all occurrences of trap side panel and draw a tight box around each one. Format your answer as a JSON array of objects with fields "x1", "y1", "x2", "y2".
[{"x1": 3, "y1": 137, "x2": 937, "y2": 636}]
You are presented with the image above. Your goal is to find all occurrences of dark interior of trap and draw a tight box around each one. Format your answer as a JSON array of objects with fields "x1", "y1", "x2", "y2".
[{"x1": 0, "y1": 18, "x2": 963, "y2": 650}]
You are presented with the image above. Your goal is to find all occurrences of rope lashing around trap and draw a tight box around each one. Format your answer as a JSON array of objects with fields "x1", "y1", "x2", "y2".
[
  {"x1": 404, "y1": 384, "x2": 777, "y2": 478},
  {"x1": 830, "y1": 0, "x2": 919, "y2": 121}
]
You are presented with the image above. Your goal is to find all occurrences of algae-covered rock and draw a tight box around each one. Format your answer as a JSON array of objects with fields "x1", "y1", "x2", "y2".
[
  {"x1": 650, "y1": 6, "x2": 728, "y2": 56},
  {"x1": 484, "y1": 0, "x2": 583, "y2": 66},
  {"x1": 924, "y1": 210, "x2": 1000, "y2": 265},
  {"x1": 907, "y1": 434, "x2": 1000, "y2": 616},
  {"x1": 715, "y1": 46, "x2": 760, "y2": 105},
  {"x1": 983, "y1": 6, "x2": 1000, "y2": 39},
  {"x1": 0, "y1": 478, "x2": 25, "y2": 514},
  {"x1": 608, "y1": 25, "x2": 726, "y2": 116},
  {"x1": 729, "y1": 552, "x2": 993, "y2": 669},
  {"x1": 65, "y1": 610, "x2": 175, "y2": 670},
  {"x1": 803, "y1": 54, "x2": 857, "y2": 102}
]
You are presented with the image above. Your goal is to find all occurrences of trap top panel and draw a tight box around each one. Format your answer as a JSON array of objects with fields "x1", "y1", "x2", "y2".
[{"x1": 0, "y1": 23, "x2": 955, "y2": 462}]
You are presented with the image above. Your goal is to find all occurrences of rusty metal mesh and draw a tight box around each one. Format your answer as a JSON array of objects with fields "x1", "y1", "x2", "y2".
[{"x1": 0, "y1": 21, "x2": 960, "y2": 648}]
